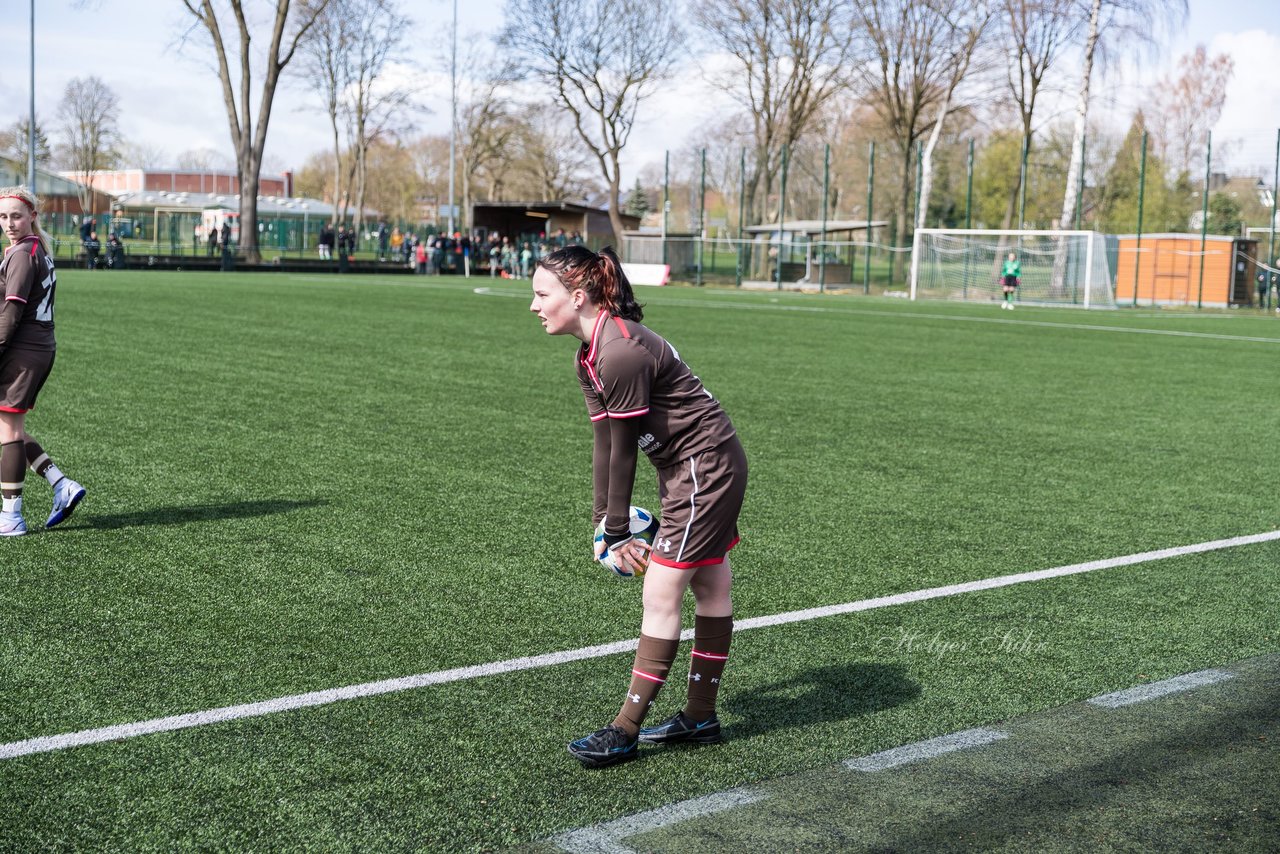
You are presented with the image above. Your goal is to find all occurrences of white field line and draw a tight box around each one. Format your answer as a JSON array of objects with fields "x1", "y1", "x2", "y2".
[
  {"x1": 1086, "y1": 668, "x2": 1235, "y2": 708},
  {"x1": 844, "y1": 727, "x2": 1011, "y2": 772},
  {"x1": 550, "y1": 787, "x2": 767, "y2": 854},
  {"x1": 474, "y1": 287, "x2": 1280, "y2": 345},
  {"x1": 2, "y1": 529, "x2": 1278, "y2": 761}
]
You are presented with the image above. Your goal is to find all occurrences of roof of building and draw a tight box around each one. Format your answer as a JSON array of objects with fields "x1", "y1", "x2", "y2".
[
  {"x1": 0, "y1": 157, "x2": 101, "y2": 197},
  {"x1": 108, "y1": 189, "x2": 347, "y2": 217},
  {"x1": 744, "y1": 219, "x2": 889, "y2": 235}
]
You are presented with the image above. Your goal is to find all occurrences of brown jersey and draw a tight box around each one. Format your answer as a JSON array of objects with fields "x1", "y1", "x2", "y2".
[
  {"x1": 577, "y1": 312, "x2": 736, "y2": 469},
  {"x1": 0, "y1": 236, "x2": 57, "y2": 351}
]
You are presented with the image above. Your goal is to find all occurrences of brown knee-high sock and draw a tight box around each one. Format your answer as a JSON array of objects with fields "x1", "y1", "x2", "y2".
[
  {"x1": 684, "y1": 614, "x2": 733, "y2": 721},
  {"x1": 613, "y1": 634, "x2": 680, "y2": 737},
  {"x1": 1, "y1": 440, "x2": 26, "y2": 512},
  {"x1": 24, "y1": 440, "x2": 64, "y2": 486}
]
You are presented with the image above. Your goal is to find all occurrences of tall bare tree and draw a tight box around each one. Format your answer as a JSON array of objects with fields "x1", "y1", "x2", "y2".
[
  {"x1": 300, "y1": 0, "x2": 355, "y2": 222},
  {"x1": 998, "y1": 0, "x2": 1079, "y2": 228},
  {"x1": 501, "y1": 0, "x2": 682, "y2": 242},
  {"x1": 507, "y1": 113, "x2": 599, "y2": 202},
  {"x1": 180, "y1": 0, "x2": 329, "y2": 262},
  {"x1": 693, "y1": 0, "x2": 859, "y2": 228},
  {"x1": 1058, "y1": 0, "x2": 1187, "y2": 231},
  {"x1": 1149, "y1": 45, "x2": 1234, "y2": 177},
  {"x1": 916, "y1": 0, "x2": 994, "y2": 228},
  {"x1": 55, "y1": 76, "x2": 121, "y2": 213},
  {"x1": 454, "y1": 52, "x2": 520, "y2": 224},
  {"x1": 338, "y1": 0, "x2": 415, "y2": 235},
  {"x1": 855, "y1": 0, "x2": 976, "y2": 278}
]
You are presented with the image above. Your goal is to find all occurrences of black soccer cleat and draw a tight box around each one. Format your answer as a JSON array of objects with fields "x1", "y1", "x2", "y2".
[
  {"x1": 637, "y1": 710, "x2": 722, "y2": 745},
  {"x1": 567, "y1": 724, "x2": 638, "y2": 768}
]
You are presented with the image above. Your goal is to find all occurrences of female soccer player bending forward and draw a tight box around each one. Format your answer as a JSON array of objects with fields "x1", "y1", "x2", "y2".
[
  {"x1": 0, "y1": 188, "x2": 86, "y2": 536},
  {"x1": 531, "y1": 246, "x2": 748, "y2": 768}
]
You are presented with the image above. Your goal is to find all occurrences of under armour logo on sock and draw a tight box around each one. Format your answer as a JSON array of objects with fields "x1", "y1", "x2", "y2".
[
  {"x1": 690, "y1": 672, "x2": 702, "y2": 681},
  {"x1": 629, "y1": 693, "x2": 641, "y2": 703}
]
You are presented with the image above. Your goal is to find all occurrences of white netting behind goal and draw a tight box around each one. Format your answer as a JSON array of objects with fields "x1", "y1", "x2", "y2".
[{"x1": 910, "y1": 229, "x2": 1116, "y2": 308}]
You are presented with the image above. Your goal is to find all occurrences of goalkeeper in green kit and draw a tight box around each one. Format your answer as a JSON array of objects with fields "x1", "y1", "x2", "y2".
[{"x1": 1000, "y1": 251, "x2": 1021, "y2": 309}]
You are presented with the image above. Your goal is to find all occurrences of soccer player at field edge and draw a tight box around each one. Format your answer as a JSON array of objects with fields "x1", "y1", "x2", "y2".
[
  {"x1": 531, "y1": 245, "x2": 748, "y2": 769},
  {"x1": 0, "y1": 188, "x2": 86, "y2": 536},
  {"x1": 1001, "y1": 251, "x2": 1021, "y2": 309}
]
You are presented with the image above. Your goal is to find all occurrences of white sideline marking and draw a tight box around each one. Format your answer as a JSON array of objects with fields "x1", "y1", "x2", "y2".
[
  {"x1": 1086, "y1": 669, "x2": 1235, "y2": 708},
  {"x1": 473, "y1": 287, "x2": 1280, "y2": 345},
  {"x1": 845, "y1": 727, "x2": 1010, "y2": 772},
  {"x1": 3, "y1": 529, "x2": 1278, "y2": 761},
  {"x1": 550, "y1": 787, "x2": 766, "y2": 854}
]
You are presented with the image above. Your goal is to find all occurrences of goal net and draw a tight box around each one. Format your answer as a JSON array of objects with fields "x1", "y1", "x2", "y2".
[{"x1": 910, "y1": 229, "x2": 1115, "y2": 308}]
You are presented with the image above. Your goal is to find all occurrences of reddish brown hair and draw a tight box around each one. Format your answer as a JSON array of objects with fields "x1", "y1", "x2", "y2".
[{"x1": 537, "y1": 245, "x2": 643, "y2": 322}]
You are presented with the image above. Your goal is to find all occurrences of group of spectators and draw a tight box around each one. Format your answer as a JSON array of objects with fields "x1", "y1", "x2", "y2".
[
  {"x1": 306, "y1": 221, "x2": 588, "y2": 276},
  {"x1": 78, "y1": 218, "x2": 125, "y2": 270},
  {"x1": 484, "y1": 228, "x2": 585, "y2": 279}
]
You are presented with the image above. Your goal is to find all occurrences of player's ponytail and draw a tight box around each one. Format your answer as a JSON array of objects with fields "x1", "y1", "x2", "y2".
[
  {"x1": 537, "y1": 244, "x2": 644, "y2": 322},
  {"x1": 596, "y1": 246, "x2": 642, "y2": 322},
  {"x1": 0, "y1": 186, "x2": 52, "y2": 255}
]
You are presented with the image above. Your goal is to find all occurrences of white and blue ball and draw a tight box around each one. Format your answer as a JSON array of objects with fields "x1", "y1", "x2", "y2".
[{"x1": 594, "y1": 506, "x2": 660, "y2": 578}]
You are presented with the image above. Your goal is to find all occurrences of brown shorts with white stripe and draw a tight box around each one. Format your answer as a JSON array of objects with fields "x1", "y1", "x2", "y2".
[
  {"x1": 0, "y1": 347, "x2": 54, "y2": 413},
  {"x1": 650, "y1": 435, "x2": 748, "y2": 569}
]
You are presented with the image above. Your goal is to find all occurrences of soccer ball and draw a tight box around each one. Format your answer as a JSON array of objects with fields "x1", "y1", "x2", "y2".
[{"x1": 594, "y1": 506, "x2": 660, "y2": 579}]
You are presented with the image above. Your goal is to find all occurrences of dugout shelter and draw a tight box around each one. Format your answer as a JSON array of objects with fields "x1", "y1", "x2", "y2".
[
  {"x1": 470, "y1": 201, "x2": 640, "y2": 248},
  {"x1": 1114, "y1": 234, "x2": 1258, "y2": 308}
]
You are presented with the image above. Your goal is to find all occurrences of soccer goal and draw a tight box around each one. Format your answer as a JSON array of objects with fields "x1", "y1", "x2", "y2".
[{"x1": 910, "y1": 229, "x2": 1116, "y2": 308}]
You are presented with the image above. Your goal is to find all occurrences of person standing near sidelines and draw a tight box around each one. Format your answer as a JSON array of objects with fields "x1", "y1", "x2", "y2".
[
  {"x1": 530, "y1": 245, "x2": 748, "y2": 769},
  {"x1": 0, "y1": 188, "x2": 86, "y2": 536},
  {"x1": 1000, "y1": 251, "x2": 1021, "y2": 310}
]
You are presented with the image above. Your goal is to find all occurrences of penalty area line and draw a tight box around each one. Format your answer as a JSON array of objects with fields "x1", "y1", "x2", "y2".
[{"x1": 3, "y1": 529, "x2": 1279, "y2": 761}]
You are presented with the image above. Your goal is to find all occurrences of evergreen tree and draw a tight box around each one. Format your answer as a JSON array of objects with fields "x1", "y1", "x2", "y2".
[
  {"x1": 625, "y1": 178, "x2": 650, "y2": 219},
  {"x1": 1206, "y1": 192, "x2": 1242, "y2": 236}
]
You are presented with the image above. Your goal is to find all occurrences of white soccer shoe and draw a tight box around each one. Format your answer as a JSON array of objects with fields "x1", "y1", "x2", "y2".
[
  {"x1": 0, "y1": 510, "x2": 27, "y2": 537},
  {"x1": 46, "y1": 478, "x2": 86, "y2": 529}
]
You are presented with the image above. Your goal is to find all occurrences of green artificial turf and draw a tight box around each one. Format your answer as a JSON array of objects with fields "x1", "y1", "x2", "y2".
[{"x1": 1, "y1": 271, "x2": 1278, "y2": 850}]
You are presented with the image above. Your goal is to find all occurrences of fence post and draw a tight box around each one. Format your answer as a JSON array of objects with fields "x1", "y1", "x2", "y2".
[
  {"x1": 1269, "y1": 128, "x2": 1279, "y2": 302},
  {"x1": 1197, "y1": 131, "x2": 1211, "y2": 310},
  {"x1": 963, "y1": 138, "x2": 974, "y2": 300},
  {"x1": 697, "y1": 148, "x2": 706, "y2": 287},
  {"x1": 776, "y1": 144, "x2": 788, "y2": 291},
  {"x1": 1018, "y1": 136, "x2": 1029, "y2": 228},
  {"x1": 864, "y1": 141, "x2": 875, "y2": 295},
  {"x1": 662, "y1": 150, "x2": 669, "y2": 268},
  {"x1": 1075, "y1": 133, "x2": 1086, "y2": 231},
  {"x1": 819, "y1": 143, "x2": 830, "y2": 292},
  {"x1": 736, "y1": 148, "x2": 745, "y2": 288},
  {"x1": 1133, "y1": 130, "x2": 1147, "y2": 308}
]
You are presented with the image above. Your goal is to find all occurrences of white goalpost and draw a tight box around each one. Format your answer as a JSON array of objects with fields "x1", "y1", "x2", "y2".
[{"x1": 910, "y1": 229, "x2": 1116, "y2": 309}]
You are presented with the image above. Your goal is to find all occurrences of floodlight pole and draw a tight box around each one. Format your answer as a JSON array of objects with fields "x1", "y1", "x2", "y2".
[
  {"x1": 1197, "y1": 131, "x2": 1211, "y2": 310},
  {"x1": 28, "y1": 0, "x2": 36, "y2": 194},
  {"x1": 447, "y1": 0, "x2": 457, "y2": 236}
]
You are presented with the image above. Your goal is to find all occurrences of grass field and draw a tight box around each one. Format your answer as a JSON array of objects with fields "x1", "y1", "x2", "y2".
[{"x1": 2, "y1": 269, "x2": 1278, "y2": 850}]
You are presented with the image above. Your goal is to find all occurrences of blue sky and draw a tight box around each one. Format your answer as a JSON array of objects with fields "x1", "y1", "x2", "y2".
[{"x1": 2, "y1": 0, "x2": 1277, "y2": 179}]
